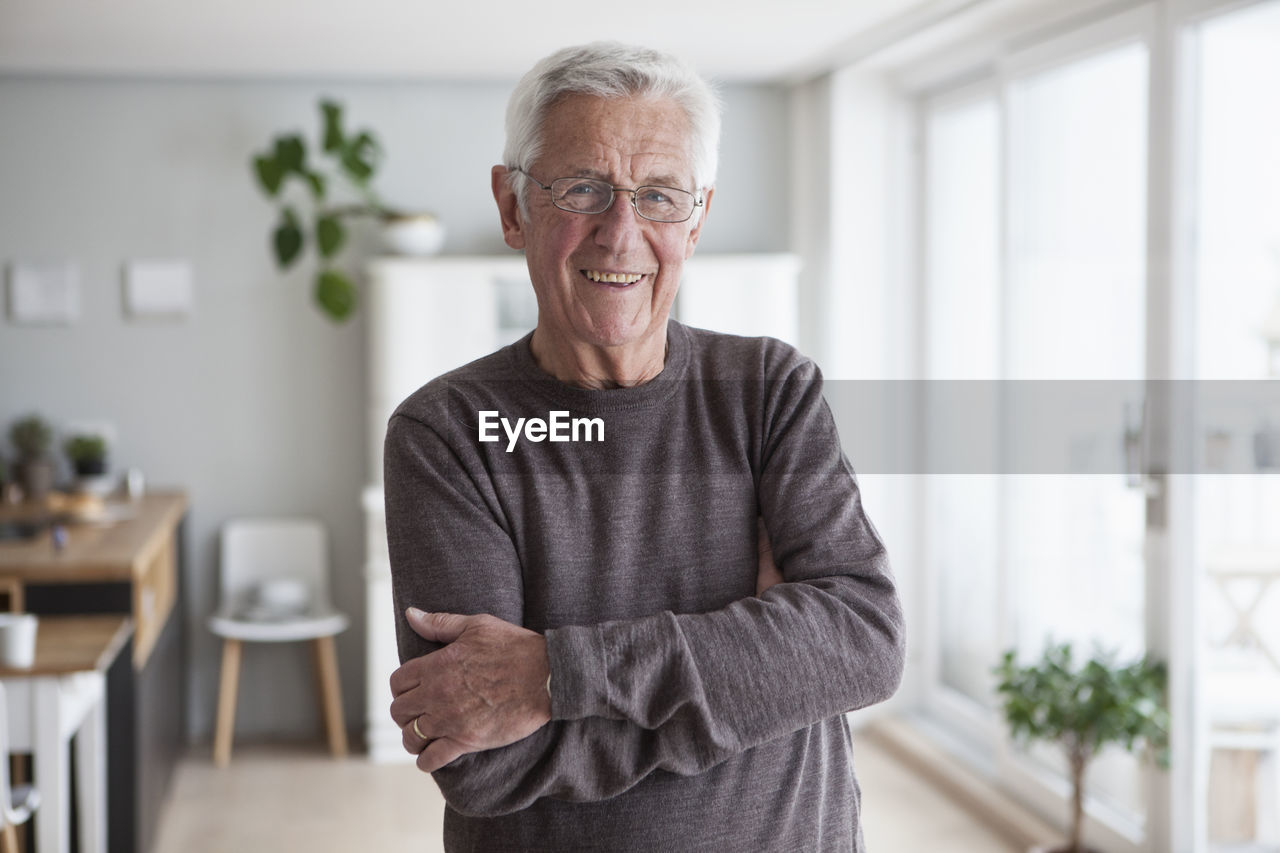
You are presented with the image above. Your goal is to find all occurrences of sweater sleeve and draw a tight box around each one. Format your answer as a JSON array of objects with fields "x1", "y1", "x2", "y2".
[{"x1": 383, "y1": 359, "x2": 905, "y2": 818}]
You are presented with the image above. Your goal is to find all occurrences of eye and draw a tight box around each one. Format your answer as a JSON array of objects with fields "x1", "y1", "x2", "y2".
[
  {"x1": 639, "y1": 188, "x2": 673, "y2": 204},
  {"x1": 563, "y1": 180, "x2": 605, "y2": 197}
]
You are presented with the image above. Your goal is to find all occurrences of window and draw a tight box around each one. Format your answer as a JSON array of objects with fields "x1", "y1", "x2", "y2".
[
  {"x1": 825, "y1": 1, "x2": 1280, "y2": 847},
  {"x1": 921, "y1": 24, "x2": 1151, "y2": 829},
  {"x1": 922, "y1": 88, "x2": 1001, "y2": 713},
  {"x1": 1190, "y1": 2, "x2": 1280, "y2": 848}
]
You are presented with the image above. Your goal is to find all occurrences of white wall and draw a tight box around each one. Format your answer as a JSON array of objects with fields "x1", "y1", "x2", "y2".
[{"x1": 0, "y1": 74, "x2": 791, "y2": 742}]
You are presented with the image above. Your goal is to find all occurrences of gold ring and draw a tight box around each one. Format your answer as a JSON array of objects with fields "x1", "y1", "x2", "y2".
[{"x1": 412, "y1": 717, "x2": 426, "y2": 740}]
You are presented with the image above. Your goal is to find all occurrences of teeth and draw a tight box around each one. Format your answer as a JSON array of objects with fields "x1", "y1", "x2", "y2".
[{"x1": 584, "y1": 270, "x2": 643, "y2": 284}]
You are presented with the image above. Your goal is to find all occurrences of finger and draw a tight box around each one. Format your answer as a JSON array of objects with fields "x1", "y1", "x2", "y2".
[
  {"x1": 389, "y1": 689, "x2": 423, "y2": 727},
  {"x1": 401, "y1": 718, "x2": 431, "y2": 755},
  {"x1": 389, "y1": 655, "x2": 437, "y2": 710},
  {"x1": 757, "y1": 516, "x2": 770, "y2": 553},
  {"x1": 406, "y1": 608, "x2": 472, "y2": 644},
  {"x1": 417, "y1": 737, "x2": 470, "y2": 773},
  {"x1": 388, "y1": 659, "x2": 424, "y2": 699},
  {"x1": 756, "y1": 520, "x2": 784, "y2": 595}
]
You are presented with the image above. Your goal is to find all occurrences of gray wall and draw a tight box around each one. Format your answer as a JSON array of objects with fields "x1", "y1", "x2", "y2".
[{"x1": 0, "y1": 75, "x2": 791, "y2": 743}]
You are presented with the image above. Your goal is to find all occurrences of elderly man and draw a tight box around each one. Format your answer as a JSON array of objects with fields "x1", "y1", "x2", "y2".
[{"x1": 385, "y1": 42, "x2": 904, "y2": 852}]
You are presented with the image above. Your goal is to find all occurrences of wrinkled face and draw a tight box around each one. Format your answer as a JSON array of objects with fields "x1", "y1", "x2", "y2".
[{"x1": 496, "y1": 94, "x2": 712, "y2": 353}]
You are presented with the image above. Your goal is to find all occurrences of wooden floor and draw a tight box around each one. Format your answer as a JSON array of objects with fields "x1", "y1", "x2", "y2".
[{"x1": 153, "y1": 736, "x2": 1020, "y2": 852}]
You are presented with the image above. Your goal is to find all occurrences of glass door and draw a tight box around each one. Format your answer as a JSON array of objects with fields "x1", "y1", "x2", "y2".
[
  {"x1": 920, "y1": 12, "x2": 1155, "y2": 845},
  {"x1": 1188, "y1": 3, "x2": 1280, "y2": 850},
  {"x1": 1002, "y1": 32, "x2": 1151, "y2": 824}
]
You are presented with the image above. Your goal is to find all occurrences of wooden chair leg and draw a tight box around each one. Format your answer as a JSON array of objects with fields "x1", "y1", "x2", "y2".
[
  {"x1": 212, "y1": 639, "x2": 243, "y2": 767},
  {"x1": 1, "y1": 821, "x2": 19, "y2": 853},
  {"x1": 312, "y1": 636, "x2": 348, "y2": 758}
]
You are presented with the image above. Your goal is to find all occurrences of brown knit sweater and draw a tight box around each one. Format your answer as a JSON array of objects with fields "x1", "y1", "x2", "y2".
[{"x1": 384, "y1": 321, "x2": 905, "y2": 852}]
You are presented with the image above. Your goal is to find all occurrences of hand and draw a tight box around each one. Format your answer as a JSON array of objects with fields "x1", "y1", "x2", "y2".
[
  {"x1": 756, "y1": 517, "x2": 783, "y2": 596},
  {"x1": 389, "y1": 609, "x2": 552, "y2": 773}
]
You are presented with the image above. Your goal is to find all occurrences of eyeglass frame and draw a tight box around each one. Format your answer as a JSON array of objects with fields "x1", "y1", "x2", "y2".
[{"x1": 511, "y1": 167, "x2": 704, "y2": 224}]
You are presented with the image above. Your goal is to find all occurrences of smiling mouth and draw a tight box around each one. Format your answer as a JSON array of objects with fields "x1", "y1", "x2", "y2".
[{"x1": 582, "y1": 269, "x2": 645, "y2": 286}]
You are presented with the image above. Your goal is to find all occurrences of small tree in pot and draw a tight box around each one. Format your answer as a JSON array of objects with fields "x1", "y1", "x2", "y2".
[
  {"x1": 64, "y1": 434, "x2": 108, "y2": 477},
  {"x1": 994, "y1": 643, "x2": 1170, "y2": 853},
  {"x1": 9, "y1": 414, "x2": 55, "y2": 501}
]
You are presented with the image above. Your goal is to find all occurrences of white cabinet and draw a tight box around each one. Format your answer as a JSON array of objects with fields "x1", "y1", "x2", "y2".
[
  {"x1": 678, "y1": 253, "x2": 801, "y2": 346},
  {"x1": 364, "y1": 256, "x2": 530, "y2": 483}
]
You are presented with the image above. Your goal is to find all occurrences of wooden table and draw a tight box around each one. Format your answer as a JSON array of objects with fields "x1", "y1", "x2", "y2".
[
  {"x1": 1, "y1": 615, "x2": 132, "y2": 853},
  {"x1": 0, "y1": 491, "x2": 187, "y2": 853},
  {"x1": 0, "y1": 492, "x2": 185, "y2": 669}
]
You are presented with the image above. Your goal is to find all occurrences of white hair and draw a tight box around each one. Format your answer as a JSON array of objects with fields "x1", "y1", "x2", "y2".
[{"x1": 503, "y1": 42, "x2": 722, "y2": 214}]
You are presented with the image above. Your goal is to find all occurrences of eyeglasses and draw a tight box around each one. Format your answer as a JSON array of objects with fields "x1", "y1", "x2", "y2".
[{"x1": 513, "y1": 168, "x2": 703, "y2": 223}]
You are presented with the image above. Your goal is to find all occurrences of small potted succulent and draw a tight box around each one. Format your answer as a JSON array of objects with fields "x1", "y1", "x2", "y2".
[
  {"x1": 994, "y1": 643, "x2": 1170, "y2": 853},
  {"x1": 9, "y1": 414, "x2": 55, "y2": 501},
  {"x1": 250, "y1": 98, "x2": 442, "y2": 322},
  {"x1": 64, "y1": 433, "x2": 108, "y2": 477}
]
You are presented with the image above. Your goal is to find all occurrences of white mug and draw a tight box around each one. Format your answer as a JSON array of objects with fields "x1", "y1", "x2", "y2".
[{"x1": 0, "y1": 614, "x2": 38, "y2": 668}]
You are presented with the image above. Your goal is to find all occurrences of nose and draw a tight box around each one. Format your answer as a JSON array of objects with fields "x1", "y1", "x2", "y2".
[{"x1": 593, "y1": 189, "x2": 646, "y2": 254}]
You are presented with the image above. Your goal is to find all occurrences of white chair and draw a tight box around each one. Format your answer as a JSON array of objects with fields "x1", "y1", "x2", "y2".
[
  {"x1": 210, "y1": 518, "x2": 349, "y2": 766},
  {"x1": 0, "y1": 682, "x2": 39, "y2": 853}
]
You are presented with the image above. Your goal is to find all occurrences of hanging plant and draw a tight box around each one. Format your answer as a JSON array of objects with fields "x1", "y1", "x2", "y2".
[{"x1": 251, "y1": 99, "x2": 387, "y2": 322}]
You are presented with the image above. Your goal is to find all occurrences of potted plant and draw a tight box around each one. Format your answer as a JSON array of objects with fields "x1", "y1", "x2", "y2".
[
  {"x1": 994, "y1": 643, "x2": 1170, "y2": 853},
  {"x1": 250, "y1": 99, "x2": 442, "y2": 322},
  {"x1": 64, "y1": 433, "x2": 108, "y2": 477},
  {"x1": 9, "y1": 414, "x2": 55, "y2": 501},
  {"x1": 0, "y1": 455, "x2": 19, "y2": 504}
]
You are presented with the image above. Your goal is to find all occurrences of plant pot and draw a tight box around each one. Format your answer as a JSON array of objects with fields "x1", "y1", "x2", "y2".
[
  {"x1": 73, "y1": 458, "x2": 107, "y2": 477},
  {"x1": 16, "y1": 458, "x2": 55, "y2": 502},
  {"x1": 380, "y1": 212, "x2": 445, "y2": 256},
  {"x1": 74, "y1": 474, "x2": 115, "y2": 497}
]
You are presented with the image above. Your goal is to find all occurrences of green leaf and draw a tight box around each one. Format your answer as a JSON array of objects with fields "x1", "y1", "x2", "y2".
[
  {"x1": 273, "y1": 208, "x2": 304, "y2": 267},
  {"x1": 253, "y1": 154, "x2": 284, "y2": 196},
  {"x1": 992, "y1": 642, "x2": 1169, "y2": 763},
  {"x1": 340, "y1": 131, "x2": 379, "y2": 184},
  {"x1": 315, "y1": 269, "x2": 356, "y2": 322},
  {"x1": 305, "y1": 171, "x2": 326, "y2": 201},
  {"x1": 316, "y1": 215, "x2": 345, "y2": 259},
  {"x1": 275, "y1": 135, "x2": 306, "y2": 174},
  {"x1": 321, "y1": 100, "x2": 344, "y2": 153}
]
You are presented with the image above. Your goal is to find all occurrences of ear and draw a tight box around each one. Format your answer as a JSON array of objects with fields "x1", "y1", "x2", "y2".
[
  {"x1": 684, "y1": 186, "x2": 714, "y2": 259},
  {"x1": 492, "y1": 165, "x2": 526, "y2": 250}
]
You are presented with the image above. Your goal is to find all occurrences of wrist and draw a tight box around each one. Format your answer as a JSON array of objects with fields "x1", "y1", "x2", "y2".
[{"x1": 533, "y1": 634, "x2": 552, "y2": 722}]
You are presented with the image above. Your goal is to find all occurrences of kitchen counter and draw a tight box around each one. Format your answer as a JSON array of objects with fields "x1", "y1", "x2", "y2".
[{"x1": 0, "y1": 491, "x2": 185, "y2": 668}]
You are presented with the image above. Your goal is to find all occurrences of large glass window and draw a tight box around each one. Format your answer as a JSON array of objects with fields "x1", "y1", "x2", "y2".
[
  {"x1": 1004, "y1": 41, "x2": 1149, "y2": 666},
  {"x1": 921, "y1": 27, "x2": 1151, "y2": 829},
  {"x1": 890, "y1": 0, "x2": 1280, "y2": 849},
  {"x1": 1191, "y1": 3, "x2": 1280, "y2": 849},
  {"x1": 923, "y1": 90, "x2": 1001, "y2": 711}
]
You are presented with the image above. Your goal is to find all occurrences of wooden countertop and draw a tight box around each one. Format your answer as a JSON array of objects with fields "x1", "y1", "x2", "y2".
[
  {"x1": 0, "y1": 492, "x2": 187, "y2": 584},
  {"x1": 0, "y1": 614, "x2": 132, "y2": 677}
]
